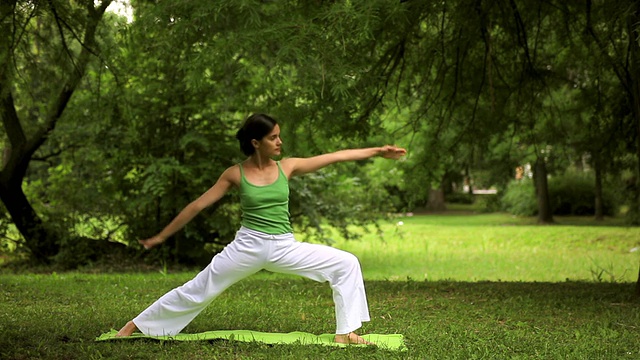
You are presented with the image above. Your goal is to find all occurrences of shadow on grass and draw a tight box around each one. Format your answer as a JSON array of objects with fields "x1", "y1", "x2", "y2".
[
  {"x1": 367, "y1": 279, "x2": 639, "y2": 303},
  {"x1": 1, "y1": 275, "x2": 639, "y2": 359}
]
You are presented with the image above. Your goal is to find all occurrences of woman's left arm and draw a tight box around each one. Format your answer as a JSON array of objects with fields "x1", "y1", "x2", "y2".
[{"x1": 284, "y1": 145, "x2": 406, "y2": 177}]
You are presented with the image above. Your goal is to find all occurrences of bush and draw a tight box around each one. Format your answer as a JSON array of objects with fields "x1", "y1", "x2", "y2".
[
  {"x1": 500, "y1": 179, "x2": 538, "y2": 216},
  {"x1": 446, "y1": 192, "x2": 475, "y2": 204},
  {"x1": 476, "y1": 194, "x2": 501, "y2": 213},
  {"x1": 500, "y1": 172, "x2": 618, "y2": 217},
  {"x1": 549, "y1": 172, "x2": 615, "y2": 216},
  {"x1": 52, "y1": 237, "x2": 135, "y2": 270}
]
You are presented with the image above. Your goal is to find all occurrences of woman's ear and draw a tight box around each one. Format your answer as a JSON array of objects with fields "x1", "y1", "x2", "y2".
[{"x1": 251, "y1": 139, "x2": 260, "y2": 149}]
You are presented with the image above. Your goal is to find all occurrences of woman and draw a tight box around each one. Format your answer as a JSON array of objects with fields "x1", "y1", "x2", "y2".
[{"x1": 116, "y1": 113, "x2": 406, "y2": 345}]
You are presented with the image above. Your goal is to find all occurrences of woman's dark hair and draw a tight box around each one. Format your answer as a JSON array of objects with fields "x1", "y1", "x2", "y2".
[{"x1": 235, "y1": 113, "x2": 278, "y2": 156}]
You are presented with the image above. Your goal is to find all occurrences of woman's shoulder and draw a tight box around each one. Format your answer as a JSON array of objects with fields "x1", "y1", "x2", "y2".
[
  {"x1": 220, "y1": 164, "x2": 242, "y2": 186},
  {"x1": 278, "y1": 157, "x2": 303, "y2": 167},
  {"x1": 278, "y1": 158, "x2": 299, "y2": 177}
]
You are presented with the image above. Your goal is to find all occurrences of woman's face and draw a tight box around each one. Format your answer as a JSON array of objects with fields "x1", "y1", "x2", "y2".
[{"x1": 255, "y1": 124, "x2": 282, "y2": 156}]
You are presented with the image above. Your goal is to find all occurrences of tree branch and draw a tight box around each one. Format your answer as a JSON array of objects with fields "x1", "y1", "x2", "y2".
[
  {"x1": 583, "y1": 0, "x2": 630, "y2": 93},
  {"x1": 24, "y1": 0, "x2": 112, "y2": 161},
  {"x1": 31, "y1": 143, "x2": 79, "y2": 162},
  {"x1": 0, "y1": 86, "x2": 28, "y2": 185},
  {"x1": 50, "y1": 0, "x2": 103, "y2": 60},
  {"x1": 48, "y1": 0, "x2": 79, "y2": 74},
  {"x1": 355, "y1": 39, "x2": 406, "y2": 128},
  {"x1": 508, "y1": 0, "x2": 535, "y2": 75}
]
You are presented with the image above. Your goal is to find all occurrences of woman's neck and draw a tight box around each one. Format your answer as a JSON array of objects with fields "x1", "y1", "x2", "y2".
[{"x1": 247, "y1": 153, "x2": 273, "y2": 170}]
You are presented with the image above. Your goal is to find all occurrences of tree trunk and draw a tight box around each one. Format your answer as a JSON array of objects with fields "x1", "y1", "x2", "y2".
[
  {"x1": 0, "y1": 1, "x2": 111, "y2": 263},
  {"x1": 627, "y1": 2, "x2": 640, "y2": 296},
  {"x1": 465, "y1": 166, "x2": 473, "y2": 195},
  {"x1": 0, "y1": 181, "x2": 58, "y2": 261},
  {"x1": 593, "y1": 154, "x2": 604, "y2": 221},
  {"x1": 426, "y1": 188, "x2": 447, "y2": 212},
  {"x1": 630, "y1": 4, "x2": 640, "y2": 225},
  {"x1": 533, "y1": 156, "x2": 554, "y2": 224},
  {"x1": 636, "y1": 264, "x2": 640, "y2": 298}
]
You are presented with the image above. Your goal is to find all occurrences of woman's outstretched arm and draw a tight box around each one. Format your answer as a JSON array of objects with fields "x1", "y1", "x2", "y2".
[
  {"x1": 284, "y1": 145, "x2": 406, "y2": 177},
  {"x1": 139, "y1": 166, "x2": 236, "y2": 249}
]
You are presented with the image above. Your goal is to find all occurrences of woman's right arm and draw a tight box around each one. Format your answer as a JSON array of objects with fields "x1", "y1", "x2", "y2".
[{"x1": 140, "y1": 166, "x2": 237, "y2": 249}]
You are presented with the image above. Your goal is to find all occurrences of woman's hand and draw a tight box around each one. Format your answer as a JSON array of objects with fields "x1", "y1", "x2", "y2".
[
  {"x1": 379, "y1": 145, "x2": 407, "y2": 160},
  {"x1": 138, "y1": 235, "x2": 166, "y2": 250}
]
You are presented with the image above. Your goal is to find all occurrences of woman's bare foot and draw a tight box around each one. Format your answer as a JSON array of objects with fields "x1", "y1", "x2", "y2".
[
  {"x1": 334, "y1": 332, "x2": 375, "y2": 345},
  {"x1": 115, "y1": 321, "x2": 138, "y2": 337}
]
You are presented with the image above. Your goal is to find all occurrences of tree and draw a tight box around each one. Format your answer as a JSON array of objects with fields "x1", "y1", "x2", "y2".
[
  {"x1": 577, "y1": 0, "x2": 640, "y2": 223},
  {"x1": 0, "y1": 0, "x2": 113, "y2": 262},
  {"x1": 3, "y1": 0, "x2": 639, "y2": 271},
  {"x1": 89, "y1": 0, "x2": 414, "y2": 263}
]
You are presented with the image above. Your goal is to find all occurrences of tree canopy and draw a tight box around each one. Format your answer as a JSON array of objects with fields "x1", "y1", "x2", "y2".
[{"x1": 1, "y1": 0, "x2": 640, "y2": 269}]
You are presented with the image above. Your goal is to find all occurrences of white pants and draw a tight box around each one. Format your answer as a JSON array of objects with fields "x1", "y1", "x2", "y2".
[{"x1": 133, "y1": 227, "x2": 370, "y2": 336}]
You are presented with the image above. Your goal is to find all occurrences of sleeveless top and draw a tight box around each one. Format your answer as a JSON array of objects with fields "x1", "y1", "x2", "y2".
[{"x1": 239, "y1": 161, "x2": 293, "y2": 235}]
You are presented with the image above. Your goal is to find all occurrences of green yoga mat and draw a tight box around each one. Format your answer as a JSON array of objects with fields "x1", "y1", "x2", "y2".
[{"x1": 96, "y1": 329, "x2": 406, "y2": 351}]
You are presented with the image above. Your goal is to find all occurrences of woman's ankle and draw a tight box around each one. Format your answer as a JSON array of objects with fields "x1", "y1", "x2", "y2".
[
  {"x1": 115, "y1": 321, "x2": 138, "y2": 337},
  {"x1": 334, "y1": 332, "x2": 373, "y2": 345}
]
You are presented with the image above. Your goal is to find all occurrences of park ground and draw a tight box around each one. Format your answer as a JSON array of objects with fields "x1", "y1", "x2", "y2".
[{"x1": 1, "y1": 211, "x2": 640, "y2": 359}]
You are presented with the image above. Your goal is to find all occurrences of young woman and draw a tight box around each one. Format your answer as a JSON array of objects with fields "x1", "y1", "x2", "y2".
[{"x1": 116, "y1": 113, "x2": 407, "y2": 345}]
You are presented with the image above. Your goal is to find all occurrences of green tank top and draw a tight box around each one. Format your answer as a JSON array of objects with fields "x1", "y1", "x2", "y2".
[{"x1": 239, "y1": 161, "x2": 293, "y2": 235}]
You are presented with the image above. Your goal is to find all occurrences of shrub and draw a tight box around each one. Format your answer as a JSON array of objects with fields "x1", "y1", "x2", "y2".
[
  {"x1": 475, "y1": 194, "x2": 501, "y2": 213},
  {"x1": 500, "y1": 179, "x2": 538, "y2": 216},
  {"x1": 548, "y1": 172, "x2": 615, "y2": 216},
  {"x1": 500, "y1": 172, "x2": 618, "y2": 216},
  {"x1": 52, "y1": 236, "x2": 136, "y2": 270},
  {"x1": 446, "y1": 192, "x2": 475, "y2": 204}
]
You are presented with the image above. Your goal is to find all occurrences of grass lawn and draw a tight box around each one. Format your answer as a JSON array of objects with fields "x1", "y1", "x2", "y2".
[
  {"x1": 331, "y1": 213, "x2": 640, "y2": 283},
  {"x1": 1, "y1": 213, "x2": 640, "y2": 359}
]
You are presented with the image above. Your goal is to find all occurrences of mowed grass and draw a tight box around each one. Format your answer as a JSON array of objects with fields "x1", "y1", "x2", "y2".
[
  {"x1": 1, "y1": 213, "x2": 640, "y2": 359},
  {"x1": 329, "y1": 213, "x2": 640, "y2": 283}
]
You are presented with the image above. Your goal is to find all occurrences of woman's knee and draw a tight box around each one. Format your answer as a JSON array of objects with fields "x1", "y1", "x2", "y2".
[{"x1": 335, "y1": 251, "x2": 362, "y2": 275}]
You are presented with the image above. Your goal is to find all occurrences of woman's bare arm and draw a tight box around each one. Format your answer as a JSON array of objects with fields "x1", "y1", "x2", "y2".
[
  {"x1": 140, "y1": 166, "x2": 237, "y2": 249},
  {"x1": 284, "y1": 145, "x2": 406, "y2": 177}
]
